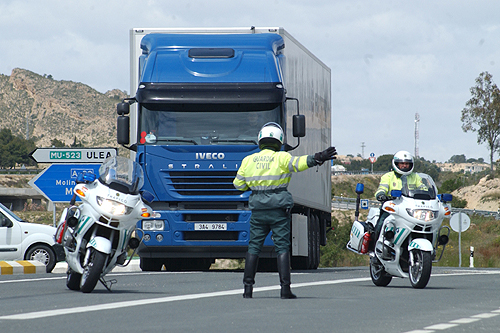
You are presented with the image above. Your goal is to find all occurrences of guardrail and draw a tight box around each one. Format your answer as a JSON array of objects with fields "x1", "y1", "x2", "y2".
[
  {"x1": 331, "y1": 171, "x2": 386, "y2": 176},
  {"x1": 331, "y1": 196, "x2": 500, "y2": 220},
  {"x1": 0, "y1": 169, "x2": 42, "y2": 175}
]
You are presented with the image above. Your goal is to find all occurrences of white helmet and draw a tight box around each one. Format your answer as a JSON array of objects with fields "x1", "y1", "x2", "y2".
[
  {"x1": 258, "y1": 122, "x2": 283, "y2": 149},
  {"x1": 392, "y1": 150, "x2": 414, "y2": 176}
]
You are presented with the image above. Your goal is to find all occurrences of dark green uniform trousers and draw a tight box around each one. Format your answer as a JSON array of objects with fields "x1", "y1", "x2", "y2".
[{"x1": 248, "y1": 208, "x2": 290, "y2": 255}]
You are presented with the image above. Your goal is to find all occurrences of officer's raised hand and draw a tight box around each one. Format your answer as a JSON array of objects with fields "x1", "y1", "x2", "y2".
[{"x1": 313, "y1": 147, "x2": 337, "y2": 165}]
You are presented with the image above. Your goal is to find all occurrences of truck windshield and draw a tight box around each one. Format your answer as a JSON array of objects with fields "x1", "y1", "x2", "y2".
[{"x1": 138, "y1": 104, "x2": 281, "y2": 145}]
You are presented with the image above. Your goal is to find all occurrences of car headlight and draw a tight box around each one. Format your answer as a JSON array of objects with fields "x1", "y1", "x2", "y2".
[
  {"x1": 96, "y1": 196, "x2": 133, "y2": 215},
  {"x1": 143, "y1": 220, "x2": 165, "y2": 231},
  {"x1": 406, "y1": 208, "x2": 438, "y2": 222}
]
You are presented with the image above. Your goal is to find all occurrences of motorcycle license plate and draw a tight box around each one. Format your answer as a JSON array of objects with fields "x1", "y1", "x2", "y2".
[{"x1": 194, "y1": 223, "x2": 227, "y2": 231}]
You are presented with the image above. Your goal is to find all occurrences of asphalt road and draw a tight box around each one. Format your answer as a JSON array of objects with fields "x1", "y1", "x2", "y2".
[{"x1": 1, "y1": 265, "x2": 500, "y2": 332}]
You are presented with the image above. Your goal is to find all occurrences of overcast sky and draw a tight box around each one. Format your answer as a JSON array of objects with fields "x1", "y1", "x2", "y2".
[{"x1": 1, "y1": 0, "x2": 499, "y2": 163}]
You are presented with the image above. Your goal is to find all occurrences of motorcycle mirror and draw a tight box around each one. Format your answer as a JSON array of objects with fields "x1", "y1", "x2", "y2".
[
  {"x1": 390, "y1": 190, "x2": 402, "y2": 198},
  {"x1": 355, "y1": 183, "x2": 364, "y2": 194}
]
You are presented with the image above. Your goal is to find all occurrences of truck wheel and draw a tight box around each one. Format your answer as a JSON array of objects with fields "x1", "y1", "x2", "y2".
[
  {"x1": 25, "y1": 244, "x2": 56, "y2": 273},
  {"x1": 140, "y1": 258, "x2": 164, "y2": 271},
  {"x1": 80, "y1": 249, "x2": 106, "y2": 293},
  {"x1": 164, "y1": 258, "x2": 212, "y2": 271}
]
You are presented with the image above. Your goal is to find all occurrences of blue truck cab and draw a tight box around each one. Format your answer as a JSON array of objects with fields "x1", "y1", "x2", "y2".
[{"x1": 117, "y1": 27, "x2": 331, "y2": 271}]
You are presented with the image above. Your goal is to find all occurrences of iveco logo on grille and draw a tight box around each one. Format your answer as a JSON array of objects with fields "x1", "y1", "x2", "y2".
[{"x1": 195, "y1": 153, "x2": 225, "y2": 160}]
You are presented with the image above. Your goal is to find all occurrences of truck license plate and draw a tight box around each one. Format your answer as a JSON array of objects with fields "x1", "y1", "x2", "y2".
[{"x1": 194, "y1": 223, "x2": 227, "y2": 231}]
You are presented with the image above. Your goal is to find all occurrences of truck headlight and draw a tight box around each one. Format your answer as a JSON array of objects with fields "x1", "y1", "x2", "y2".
[
  {"x1": 406, "y1": 209, "x2": 437, "y2": 222},
  {"x1": 143, "y1": 220, "x2": 165, "y2": 231},
  {"x1": 96, "y1": 196, "x2": 133, "y2": 215}
]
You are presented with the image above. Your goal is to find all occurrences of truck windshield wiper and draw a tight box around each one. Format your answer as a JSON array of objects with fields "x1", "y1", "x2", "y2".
[
  {"x1": 158, "y1": 138, "x2": 198, "y2": 145},
  {"x1": 211, "y1": 139, "x2": 258, "y2": 145}
]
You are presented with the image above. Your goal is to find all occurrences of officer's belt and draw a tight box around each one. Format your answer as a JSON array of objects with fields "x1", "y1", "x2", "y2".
[{"x1": 251, "y1": 188, "x2": 287, "y2": 194}]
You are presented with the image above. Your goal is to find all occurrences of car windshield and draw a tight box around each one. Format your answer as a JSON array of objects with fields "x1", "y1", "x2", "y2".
[
  {"x1": 0, "y1": 202, "x2": 23, "y2": 222},
  {"x1": 138, "y1": 104, "x2": 281, "y2": 145},
  {"x1": 400, "y1": 173, "x2": 437, "y2": 200},
  {"x1": 98, "y1": 156, "x2": 144, "y2": 195}
]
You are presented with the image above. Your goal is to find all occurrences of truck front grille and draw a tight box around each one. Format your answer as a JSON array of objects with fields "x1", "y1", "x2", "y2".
[{"x1": 166, "y1": 171, "x2": 241, "y2": 196}]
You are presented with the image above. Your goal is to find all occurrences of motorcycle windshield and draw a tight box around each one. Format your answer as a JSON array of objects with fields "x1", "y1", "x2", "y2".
[
  {"x1": 400, "y1": 173, "x2": 437, "y2": 200},
  {"x1": 98, "y1": 156, "x2": 145, "y2": 195}
]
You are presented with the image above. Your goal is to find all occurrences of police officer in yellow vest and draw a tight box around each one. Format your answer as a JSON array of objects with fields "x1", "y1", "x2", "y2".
[
  {"x1": 233, "y1": 122, "x2": 337, "y2": 299},
  {"x1": 373, "y1": 150, "x2": 422, "y2": 242}
]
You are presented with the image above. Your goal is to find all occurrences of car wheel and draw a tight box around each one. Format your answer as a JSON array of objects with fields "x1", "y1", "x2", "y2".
[{"x1": 25, "y1": 244, "x2": 56, "y2": 273}]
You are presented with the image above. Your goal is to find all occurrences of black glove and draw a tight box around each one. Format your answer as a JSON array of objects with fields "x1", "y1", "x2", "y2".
[
  {"x1": 314, "y1": 147, "x2": 337, "y2": 165},
  {"x1": 376, "y1": 193, "x2": 388, "y2": 202}
]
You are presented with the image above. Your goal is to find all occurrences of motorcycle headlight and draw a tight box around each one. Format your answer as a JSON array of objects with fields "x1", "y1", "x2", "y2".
[
  {"x1": 406, "y1": 208, "x2": 438, "y2": 222},
  {"x1": 96, "y1": 196, "x2": 133, "y2": 215},
  {"x1": 142, "y1": 220, "x2": 164, "y2": 231}
]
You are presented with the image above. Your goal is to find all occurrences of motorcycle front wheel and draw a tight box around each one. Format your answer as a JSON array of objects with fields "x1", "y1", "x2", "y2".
[
  {"x1": 409, "y1": 249, "x2": 432, "y2": 289},
  {"x1": 80, "y1": 249, "x2": 107, "y2": 293},
  {"x1": 370, "y1": 256, "x2": 392, "y2": 286}
]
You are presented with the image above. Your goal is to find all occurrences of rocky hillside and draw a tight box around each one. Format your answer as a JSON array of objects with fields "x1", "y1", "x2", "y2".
[
  {"x1": 0, "y1": 68, "x2": 127, "y2": 148},
  {"x1": 452, "y1": 176, "x2": 500, "y2": 211}
]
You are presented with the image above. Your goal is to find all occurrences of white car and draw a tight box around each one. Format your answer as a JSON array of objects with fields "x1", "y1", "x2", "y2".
[{"x1": 0, "y1": 202, "x2": 65, "y2": 273}]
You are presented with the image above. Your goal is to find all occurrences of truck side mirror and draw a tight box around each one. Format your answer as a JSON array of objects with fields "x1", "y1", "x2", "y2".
[
  {"x1": 117, "y1": 116, "x2": 130, "y2": 145},
  {"x1": 117, "y1": 102, "x2": 130, "y2": 145},
  {"x1": 292, "y1": 114, "x2": 305, "y2": 137},
  {"x1": 117, "y1": 102, "x2": 130, "y2": 115}
]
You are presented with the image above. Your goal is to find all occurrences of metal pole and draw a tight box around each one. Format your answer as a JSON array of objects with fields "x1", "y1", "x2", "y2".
[
  {"x1": 458, "y1": 213, "x2": 462, "y2": 267},
  {"x1": 53, "y1": 202, "x2": 56, "y2": 227}
]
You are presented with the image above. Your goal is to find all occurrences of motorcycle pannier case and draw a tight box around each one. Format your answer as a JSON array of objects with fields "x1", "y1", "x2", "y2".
[{"x1": 349, "y1": 221, "x2": 368, "y2": 252}]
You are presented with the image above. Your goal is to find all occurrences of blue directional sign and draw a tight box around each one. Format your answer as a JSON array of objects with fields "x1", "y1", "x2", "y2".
[
  {"x1": 360, "y1": 199, "x2": 369, "y2": 210},
  {"x1": 28, "y1": 164, "x2": 100, "y2": 203}
]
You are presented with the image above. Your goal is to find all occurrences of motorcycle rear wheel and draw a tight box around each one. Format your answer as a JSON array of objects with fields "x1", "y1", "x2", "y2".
[
  {"x1": 370, "y1": 256, "x2": 392, "y2": 286},
  {"x1": 80, "y1": 249, "x2": 107, "y2": 293},
  {"x1": 409, "y1": 250, "x2": 432, "y2": 289},
  {"x1": 66, "y1": 268, "x2": 82, "y2": 291}
]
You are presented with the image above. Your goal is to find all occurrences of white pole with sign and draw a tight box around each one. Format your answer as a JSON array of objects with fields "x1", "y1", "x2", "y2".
[{"x1": 450, "y1": 212, "x2": 471, "y2": 267}]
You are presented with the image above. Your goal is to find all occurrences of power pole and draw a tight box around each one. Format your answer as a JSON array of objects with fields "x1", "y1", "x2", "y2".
[
  {"x1": 414, "y1": 113, "x2": 420, "y2": 158},
  {"x1": 361, "y1": 142, "x2": 365, "y2": 159}
]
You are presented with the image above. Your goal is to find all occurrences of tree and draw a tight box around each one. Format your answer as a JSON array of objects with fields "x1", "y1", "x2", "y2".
[
  {"x1": 449, "y1": 154, "x2": 466, "y2": 163},
  {"x1": 0, "y1": 128, "x2": 37, "y2": 168},
  {"x1": 461, "y1": 72, "x2": 500, "y2": 173},
  {"x1": 50, "y1": 138, "x2": 66, "y2": 147}
]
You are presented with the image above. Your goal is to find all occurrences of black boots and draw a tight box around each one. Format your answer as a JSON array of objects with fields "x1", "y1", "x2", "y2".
[
  {"x1": 277, "y1": 252, "x2": 296, "y2": 299},
  {"x1": 243, "y1": 252, "x2": 259, "y2": 298}
]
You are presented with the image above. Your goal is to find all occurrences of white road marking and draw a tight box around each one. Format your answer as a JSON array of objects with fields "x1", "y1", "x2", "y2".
[{"x1": 1, "y1": 269, "x2": 500, "y2": 322}]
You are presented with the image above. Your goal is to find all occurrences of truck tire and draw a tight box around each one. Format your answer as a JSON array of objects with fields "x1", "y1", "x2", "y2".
[
  {"x1": 140, "y1": 257, "x2": 164, "y2": 271},
  {"x1": 164, "y1": 258, "x2": 212, "y2": 271}
]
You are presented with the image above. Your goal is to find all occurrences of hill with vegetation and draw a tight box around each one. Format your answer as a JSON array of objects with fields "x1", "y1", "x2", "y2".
[{"x1": 0, "y1": 68, "x2": 127, "y2": 150}]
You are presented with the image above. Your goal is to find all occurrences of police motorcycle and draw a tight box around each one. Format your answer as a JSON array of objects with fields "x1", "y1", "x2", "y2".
[
  {"x1": 346, "y1": 173, "x2": 453, "y2": 289},
  {"x1": 55, "y1": 156, "x2": 153, "y2": 293}
]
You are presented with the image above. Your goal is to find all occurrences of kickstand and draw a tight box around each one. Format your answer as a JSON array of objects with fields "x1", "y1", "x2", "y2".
[{"x1": 99, "y1": 277, "x2": 117, "y2": 292}]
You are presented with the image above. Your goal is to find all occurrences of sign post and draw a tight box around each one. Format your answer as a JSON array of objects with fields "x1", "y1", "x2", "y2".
[{"x1": 369, "y1": 153, "x2": 376, "y2": 173}]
